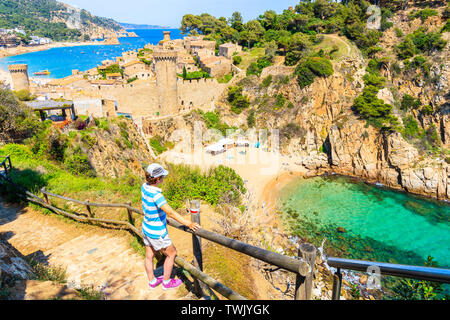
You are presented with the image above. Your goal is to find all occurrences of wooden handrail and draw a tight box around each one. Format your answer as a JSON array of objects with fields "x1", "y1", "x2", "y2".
[
  {"x1": 40, "y1": 188, "x2": 309, "y2": 275},
  {"x1": 41, "y1": 189, "x2": 143, "y2": 215},
  {"x1": 0, "y1": 176, "x2": 246, "y2": 300}
]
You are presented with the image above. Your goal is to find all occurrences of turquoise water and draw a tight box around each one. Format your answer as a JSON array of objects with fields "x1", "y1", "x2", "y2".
[
  {"x1": 0, "y1": 29, "x2": 182, "y2": 79},
  {"x1": 280, "y1": 175, "x2": 450, "y2": 268}
]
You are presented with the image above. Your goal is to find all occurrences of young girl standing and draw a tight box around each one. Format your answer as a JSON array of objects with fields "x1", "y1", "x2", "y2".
[{"x1": 141, "y1": 163, "x2": 200, "y2": 290}]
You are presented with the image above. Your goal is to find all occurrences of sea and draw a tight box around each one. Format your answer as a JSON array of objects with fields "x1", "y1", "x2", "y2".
[
  {"x1": 279, "y1": 175, "x2": 450, "y2": 269},
  {"x1": 0, "y1": 29, "x2": 183, "y2": 79}
]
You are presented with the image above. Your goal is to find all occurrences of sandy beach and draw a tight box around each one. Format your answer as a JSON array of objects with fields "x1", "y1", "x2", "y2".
[
  {"x1": 0, "y1": 41, "x2": 104, "y2": 59},
  {"x1": 0, "y1": 41, "x2": 106, "y2": 87},
  {"x1": 161, "y1": 146, "x2": 310, "y2": 229}
]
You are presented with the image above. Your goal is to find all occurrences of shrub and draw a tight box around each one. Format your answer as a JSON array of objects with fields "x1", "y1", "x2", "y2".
[
  {"x1": 397, "y1": 29, "x2": 437, "y2": 60},
  {"x1": 127, "y1": 76, "x2": 138, "y2": 84},
  {"x1": 233, "y1": 55, "x2": 242, "y2": 65},
  {"x1": 261, "y1": 75, "x2": 272, "y2": 88},
  {"x1": 64, "y1": 148, "x2": 95, "y2": 177},
  {"x1": 227, "y1": 86, "x2": 250, "y2": 114},
  {"x1": 402, "y1": 115, "x2": 422, "y2": 139},
  {"x1": 246, "y1": 55, "x2": 273, "y2": 76},
  {"x1": 72, "y1": 118, "x2": 87, "y2": 130},
  {"x1": 275, "y1": 94, "x2": 286, "y2": 109},
  {"x1": 29, "y1": 126, "x2": 67, "y2": 162},
  {"x1": 411, "y1": 9, "x2": 438, "y2": 23},
  {"x1": 197, "y1": 110, "x2": 234, "y2": 135},
  {"x1": 409, "y1": 29, "x2": 447, "y2": 55},
  {"x1": 150, "y1": 136, "x2": 167, "y2": 155},
  {"x1": 162, "y1": 164, "x2": 246, "y2": 209},
  {"x1": 0, "y1": 88, "x2": 42, "y2": 142},
  {"x1": 305, "y1": 57, "x2": 334, "y2": 77},
  {"x1": 183, "y1": 70, "x2": 210, "y2": 80},
  {"x1": 13, "y1": 90, "x2": 35, "y2": 101},
  {"x1": 396, "y1": 37, "x2": 417, "y2": 59},
  {"x1": 400, "y1": 94, "x2": 421, "y2": 111},
  {"x1": 392, "y1": 256, "x2": 448, "y2": 300},
  {"x1": 420, "y1": 105, "x2": 433, "y2": 116},
  {"x1": 296, "y1": 65, "x2": 316, "y2": 88},
  {"x1": 363, "y1": 72, "x2": 386, "y2": 88},
  {"x1": 294, "y1": 56, "x2": 334, "y2": 89},
  {"x1": 247, "y1": 109, "x2": 255, "y2": 128},
  {"x1": 352, "y1": 86, "x2": 398, "y2": 130},
  {"x1": 97, "y1": 64, "x2": 123, "y2": 79}
]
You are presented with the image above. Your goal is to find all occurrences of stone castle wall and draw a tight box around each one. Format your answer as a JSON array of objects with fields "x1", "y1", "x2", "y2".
[{"x1": 177, "y1": 77, "x2": 226, "y2": 113}]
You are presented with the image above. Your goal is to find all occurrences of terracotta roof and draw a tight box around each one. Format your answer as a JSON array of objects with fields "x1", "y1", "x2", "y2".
[
  {"x1": 91, "y1": 79, "x2": 116, "y2": 85},
  {"x1": 122, "y1": 60, "x2": 145, "y2": 68},
  {"x1": 47, "y1": 75, "x2": 84, "y2": 86},
  {"x1": 190, "y1": 40, "x2": 215, "y2": 47},
  {"x1": 219, "y1": 43, "x2": 238, "y2": 48},
  {"x1": 106, "y1": 73, "x2": 122, "y2": 77}
]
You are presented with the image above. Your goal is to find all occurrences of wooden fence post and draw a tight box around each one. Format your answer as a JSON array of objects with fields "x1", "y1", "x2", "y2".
[
  {"x1": 42, "y1": 187, "x2": 49, "y2": 204},
  {"x1": 190, "y1": 201, "x2": 206, "y2": 297},
  {"x1": 126, "y1": 202, "x2": 134, "y2": 225},
  {"x1": 86, "y1": 201, "x2": 93, "y2": 218},
  {"x1": 295, "y1": 243, "x2": 316, "y2": 300}
]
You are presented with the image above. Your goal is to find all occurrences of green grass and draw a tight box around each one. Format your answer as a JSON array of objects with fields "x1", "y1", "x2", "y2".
[
  {"x1": 312, "y1": 35, "x2": 351, "y2": 60},
  {"x1": 0, "y1": 143, "x2": 246, "y2": 210},
  {"x1": 217, "y1": 72, "x2": 234, "y2": 84},
  {"x1": 28, "y1": 260, "x2": 66, "y2": 284},
  {"x1": 236, "y1": 48, "x2": 266, "y2": 70},
  {"x1": 203, "y1": 243, "x2": 257, "y2": 300},
  {"x1": 0, "y1": 143, "x2": 143, "y2": 206}
]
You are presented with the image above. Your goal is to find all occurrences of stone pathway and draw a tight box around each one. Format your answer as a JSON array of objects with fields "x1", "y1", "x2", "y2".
[{"x1": 0, "y1": 197, "x2": 195, "y2": 300}]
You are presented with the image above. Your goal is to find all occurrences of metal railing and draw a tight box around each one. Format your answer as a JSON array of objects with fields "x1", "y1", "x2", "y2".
[{"x1": 327, "y1": 257, "x2": 450, "y2": 300}]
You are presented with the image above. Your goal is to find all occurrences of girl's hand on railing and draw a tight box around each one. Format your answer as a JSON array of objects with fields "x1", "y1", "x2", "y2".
[{"x1": 188, "y1": 222, "x2": 201, "y2": 232}]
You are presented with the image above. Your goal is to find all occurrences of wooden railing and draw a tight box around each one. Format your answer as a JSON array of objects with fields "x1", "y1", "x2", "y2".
[
  {"x1": 3, "y1": 156, "x2": 449, "y2": 300},
  {"x1": 0, "y1": 173, "x2": 313, "y2": 300}
]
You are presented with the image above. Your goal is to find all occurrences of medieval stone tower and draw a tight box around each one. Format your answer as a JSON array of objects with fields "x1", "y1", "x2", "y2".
[
  {"x1": 8, "y1": 64, "x2": 30, "y2": 92},
  {"x1": 153, "y1": 50, "x2": 178, "y2": 116},
  {"x1": 163, "y1": 31, "x2": 171, "y2": 42}
]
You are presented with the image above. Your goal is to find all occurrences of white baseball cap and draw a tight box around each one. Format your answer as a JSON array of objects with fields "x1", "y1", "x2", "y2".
[{"x1": 146, "y1": 163, "x2": 169, "y2": 178}]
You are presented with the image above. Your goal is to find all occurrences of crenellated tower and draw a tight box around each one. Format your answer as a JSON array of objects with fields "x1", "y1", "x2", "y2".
[
  {"x1": 8, "y1": 64, "x2": 30, "y2": 92},
  {"x1": 153, "y1": 50, "x2": 178, "y2": 116}
]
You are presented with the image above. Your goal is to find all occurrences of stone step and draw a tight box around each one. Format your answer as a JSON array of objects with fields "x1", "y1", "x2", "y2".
[{"x1": 0, "y1": 200, "x2": 193, "y2": 300}]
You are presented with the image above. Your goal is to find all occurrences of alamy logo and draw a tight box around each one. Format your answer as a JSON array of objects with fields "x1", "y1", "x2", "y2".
[
  {"x1": 367, "y1": 5, "x2": 381, "y2": 30},
  {"x1": 366, "y1": 265, "x2": 382, "y2": 290},
  {"x1": 67, "y1": 7, "x2": 82, "y2": 30}
]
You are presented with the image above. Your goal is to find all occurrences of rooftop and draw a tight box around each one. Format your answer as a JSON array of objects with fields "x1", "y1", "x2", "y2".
[{"x1": 25, "y1": 100, "x2": 74, "y2": 111}]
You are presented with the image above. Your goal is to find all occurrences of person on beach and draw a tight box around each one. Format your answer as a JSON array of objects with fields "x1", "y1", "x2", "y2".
[{"x1": 142, "y1": 163, "x2": 201, "y2": 290}]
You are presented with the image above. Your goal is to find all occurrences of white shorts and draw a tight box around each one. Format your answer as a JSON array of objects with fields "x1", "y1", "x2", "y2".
[{"x1": 143, "y1": 234, "x2": 172, "y2": 251}]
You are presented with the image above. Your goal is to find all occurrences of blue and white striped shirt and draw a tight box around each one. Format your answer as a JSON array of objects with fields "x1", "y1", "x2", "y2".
[{"x1": 141, "y1": 184, "x2": 168, "y2": 239}]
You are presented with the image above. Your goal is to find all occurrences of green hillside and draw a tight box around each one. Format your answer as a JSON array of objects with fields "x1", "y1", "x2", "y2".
[{"x1": 0, "y1": 0, "x2": 123, "y2": 41}]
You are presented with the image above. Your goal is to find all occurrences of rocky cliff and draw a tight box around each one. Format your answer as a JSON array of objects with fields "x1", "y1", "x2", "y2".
[
  {"x1": 215, "y1": 8, "x2": 450, "y2": 201},
  {"x1": 72, "y1": 117, "x2": 153, "y2": 179}
]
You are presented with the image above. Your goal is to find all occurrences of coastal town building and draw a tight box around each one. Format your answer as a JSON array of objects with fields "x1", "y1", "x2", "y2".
[
  {"x1": 197, "y1": 55, "x2": 232, "y2": 78},
  {"x1": 23, "y1": 30, "x2": 231, "y2": 130},
  {"x1": 189, "y1": 40, "x2": 216, "y2": 55},
  {"x1": 183, "y1": 35, "x2": 205, "y2": 52},
  {"x1": 121, "y1": 60, "x2": 153, "y2": 79}
]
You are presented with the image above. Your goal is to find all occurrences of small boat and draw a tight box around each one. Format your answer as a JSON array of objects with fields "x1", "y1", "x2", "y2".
[
  {"x1": 34, "y1": 70, "x2": 50, "y2": 75},
  {"x1": 81, "y1": 51, "x2": 86, "y2": 54}
]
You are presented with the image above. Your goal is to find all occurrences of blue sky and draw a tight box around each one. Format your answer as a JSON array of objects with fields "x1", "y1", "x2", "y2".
[{"x1": 67, "y1": 0, "x2": 299, "y2": 28}]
